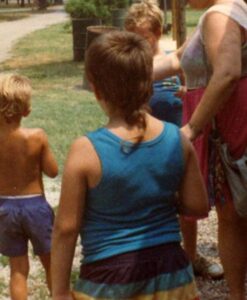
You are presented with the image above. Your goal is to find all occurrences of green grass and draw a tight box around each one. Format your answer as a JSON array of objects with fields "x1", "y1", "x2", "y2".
[
  {"x1": 0, "y1": 4, "x2": 33, "y2": 22},
  {"x1": 0, "y1": 12, "x2": 31, "y2": 21},
  {"x1": 186, "y1": 8, "x2": 205, "y2": 28},
  {"x1": 0, "y1": 281, "x2": 8, "y2": 299},
  {"x1": 0, "y1": 255, "x2": 9, "y2": 296},
  {"x1": 1, "y1": 22, "x2": 106, "y2": 172},
  {"x1": 0, "y1": 8, "x2": 202, "y2": 172},
  {"x1": 165, "y1": 7, "x2": 205, "y2": 35},
  {"x1": 0, "y1": 255, "x2": 8, "y2": 267}
]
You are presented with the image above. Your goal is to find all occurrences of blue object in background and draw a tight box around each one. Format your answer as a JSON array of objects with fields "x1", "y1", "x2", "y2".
[{"x1": 150, "y1": 75, "x2": 182, "y2": 127}]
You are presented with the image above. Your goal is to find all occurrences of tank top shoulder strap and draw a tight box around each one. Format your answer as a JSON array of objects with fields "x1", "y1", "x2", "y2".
[
  {"x1": 199, "y1": 1, "x2": 247, "y2": 32},
  {"x1": 163, "y1": 121, "x2": 180, "y2": 141}
]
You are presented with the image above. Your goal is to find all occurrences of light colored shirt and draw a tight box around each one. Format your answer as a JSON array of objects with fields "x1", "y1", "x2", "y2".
[{"x1": 181, "y1": 0, "x2": 247, "y2": 89}]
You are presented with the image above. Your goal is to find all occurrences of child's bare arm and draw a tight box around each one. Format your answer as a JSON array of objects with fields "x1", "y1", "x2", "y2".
[
  {"x1": 153, "y1": 41, "x2": 187, "y2": 81},
  {"x1": 178, "y1": 133, "x2": 209, "y2": 218},
  {"x1": 51, "y1": 137, "x2": 88, "y2": 300},
  {"x1": 40, "y1": 130, "x2": 58, "y2": 178}
]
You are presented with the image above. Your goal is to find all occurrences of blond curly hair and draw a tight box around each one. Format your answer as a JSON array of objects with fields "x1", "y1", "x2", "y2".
[
  {"x1": 125, "y1": 0, "x2": 164, "y2": 34},
  {"x1": 0, "y1": 74, "x2": 32, "y2": 122}
]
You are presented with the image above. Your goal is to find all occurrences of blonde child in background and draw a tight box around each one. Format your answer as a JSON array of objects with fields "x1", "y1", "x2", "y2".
[
  {"x1": 51, "y1": 31, "x2": 208, "y2": 300},
  {"x1": 125, "y1": 0, "x2": 183, "y2": 126},
  {"x1": 0, "y1": 74, "x2": 58, "y2": 300}
]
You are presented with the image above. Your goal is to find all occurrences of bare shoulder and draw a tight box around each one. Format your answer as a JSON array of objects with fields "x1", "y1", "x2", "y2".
[
  {"x1": 22, "y1": 127, "x2": 47, "y2": 140},
  {"x1": 70, "y1": 136, "x2": 95, "y2": 155},
  {"x1": 61, "y1": 135, "x2": 101, "y2": 188},
  {"x1": 66, "y1": 136, "x2": 98, "y2": 171},
  {"x1": 16, "y1": 128, "x2": 52, "y2": 159},
  {"x1": 203, "y1": 10, "x2": 241, "y2": 34}
]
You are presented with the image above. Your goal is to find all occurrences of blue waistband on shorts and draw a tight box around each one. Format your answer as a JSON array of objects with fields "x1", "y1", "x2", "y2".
[
  {"x1": 0, "y1": 194, "x2": 42, "y2": 199},
  {"x1": 0, "y1": 194, "x2": 46, "y2": 206}
]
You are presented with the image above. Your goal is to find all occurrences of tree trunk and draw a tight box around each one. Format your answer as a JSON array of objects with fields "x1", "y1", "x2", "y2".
[{"x1": 37, "y1": 0, "x2": 47, "y2": 10}]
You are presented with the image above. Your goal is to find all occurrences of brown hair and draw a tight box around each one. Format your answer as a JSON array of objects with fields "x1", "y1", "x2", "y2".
[
  {"x1": 85, "y1": 30, "x2": 153, "y2": 130},
  {"x1": 0, "y1": 74, "x2": 32, "y2": 122},
  {"x1": 124, "y1": 0, "x2": 164, "y2": 34}
]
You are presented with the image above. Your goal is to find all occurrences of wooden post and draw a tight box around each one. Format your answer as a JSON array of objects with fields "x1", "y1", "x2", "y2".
[
  {"x1": 171, "y1": 0, "x2": 177, "y2": 42},
  {"x1": 171, "y1": 0, "x2": 186, "y2": 48}
]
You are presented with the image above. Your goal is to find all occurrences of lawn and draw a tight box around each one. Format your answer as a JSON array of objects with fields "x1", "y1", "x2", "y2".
[
  {"x1": 0, "y1": 4, "x2": 34, "y2": 22},
  {"x1": 0, "y1": 12, "x2": 30, "y2": 21},
  {"x1": 0, "y1": 7, "x2": 202, "y2": 172},
  {"x1": 1, "y1": 22, "x2": 106, "y2": 173}
]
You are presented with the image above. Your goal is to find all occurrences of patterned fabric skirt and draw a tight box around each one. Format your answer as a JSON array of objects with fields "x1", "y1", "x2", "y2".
[
  {"x1": 72, "y1": 243, "x2": 199, "y2": 300},
  {"x1": 182, "y1": 77, "x2": 247, "y2": 205}
]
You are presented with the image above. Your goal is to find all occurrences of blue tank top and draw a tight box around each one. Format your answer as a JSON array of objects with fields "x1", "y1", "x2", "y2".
[{"x1": 80, "y1": 122, "x2": 184, "y2": 264}]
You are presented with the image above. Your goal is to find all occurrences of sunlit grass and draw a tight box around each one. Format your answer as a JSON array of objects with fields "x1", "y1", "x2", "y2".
[
  {"x1": 1, "y1": 22, "x2": 106, "y2": 172},
  {"x1": 0, "y1": 13, "x2": 30, "y2": 21},
  {"x1": 0, "y1": 255, "x2": 8, "y2": 267},
  {"x1": 0, "y1": 6, "x2": 203, "y2": 170},
  {"x1": 165, "y1": 7, "x2": 204, "y2": 36}
]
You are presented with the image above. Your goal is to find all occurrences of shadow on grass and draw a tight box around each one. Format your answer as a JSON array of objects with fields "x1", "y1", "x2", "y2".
[
  {"x1": 0, "y1": 13, "x2": 30, "y2": 21},
  {"x1": 2, "y1": 59, "x2": 83, "y2": 82},
  {"x1": 26, "y1": 60, "x2": 83, "y2": 80}
]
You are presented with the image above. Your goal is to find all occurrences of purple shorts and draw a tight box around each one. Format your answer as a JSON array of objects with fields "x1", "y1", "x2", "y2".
[{"x1": 0, "y1": 195, "x2": 54, "y2": 257}]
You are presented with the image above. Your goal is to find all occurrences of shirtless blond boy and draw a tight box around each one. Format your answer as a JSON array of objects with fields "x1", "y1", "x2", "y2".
[{"x1": 0, "y1": 74, "x2": 58, "y2": 300}]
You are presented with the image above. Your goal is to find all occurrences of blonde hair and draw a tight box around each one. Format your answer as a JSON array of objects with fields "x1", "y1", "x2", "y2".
[
  {"x1": 125, "y1": 0, "x2": 164, "y2": 34},
  {"x1": 0, "y1": 74, "x2": 32, "y2": 122}
]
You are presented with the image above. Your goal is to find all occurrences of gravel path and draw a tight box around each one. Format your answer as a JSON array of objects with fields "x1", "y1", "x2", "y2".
[
  {"x1": 42, "y1": 180, "x2": 244, "y2": 300},
  {"x1": 0, "y1": 177, "x2": 234, "y2": 300},
  {"x1": 0, "y1": 5, "x2": 68, "y2": 63}
]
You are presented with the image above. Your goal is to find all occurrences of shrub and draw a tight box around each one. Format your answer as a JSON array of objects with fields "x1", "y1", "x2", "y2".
[
  {"x1": 65, "y1": 0, "x2": 110, "y2": 19},
  {"x1": 105, "y1": 0, "x2": 129, "y2": 9}
]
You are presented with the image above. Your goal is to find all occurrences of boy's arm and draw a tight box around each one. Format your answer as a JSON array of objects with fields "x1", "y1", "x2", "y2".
[
  {"x1": 51, "y1": 137, "x2": 88, "y2": 300},
  {"x1": 40, "y1": 129, "x2": 58, "y2": 178},
  {"x1": 178, "y1": 133, "x2": 209, "y2": 218}
]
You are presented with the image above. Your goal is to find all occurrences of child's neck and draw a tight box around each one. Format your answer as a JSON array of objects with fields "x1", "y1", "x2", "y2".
[
  {"x1": 0, "y1": 116, "x2": 21, "y2": 134},
  {"x1": 107, "y1": 115, "x2": 130, "y2": 129},
  {"x1": 106, "y1": 113, "x2": 149, "y2": 133},
  {"x1": 153, "y1": 41, "x2": 160, "y2": 56}
]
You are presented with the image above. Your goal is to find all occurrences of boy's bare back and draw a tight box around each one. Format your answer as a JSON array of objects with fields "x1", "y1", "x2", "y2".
[
  {"x1": 0, "y1": 127, "x2": 57, "y2": 196},
  {"x1": 0, "y1": 74, "x2": 58, "y2": 196}
]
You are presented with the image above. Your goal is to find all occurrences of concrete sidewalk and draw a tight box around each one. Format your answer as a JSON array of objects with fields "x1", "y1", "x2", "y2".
[{"x1": 0, "y1": 5, "x2": 68, "y2": 63}]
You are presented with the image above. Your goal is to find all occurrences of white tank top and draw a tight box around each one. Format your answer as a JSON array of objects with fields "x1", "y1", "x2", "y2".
[{"x1": 181, "y1": 0, "x2": 247, "y2": 89}]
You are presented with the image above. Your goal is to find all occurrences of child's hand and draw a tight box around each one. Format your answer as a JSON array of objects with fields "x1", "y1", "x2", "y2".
[{"x1": 175, "y1": 85, "x2": 187, "y2": 98}]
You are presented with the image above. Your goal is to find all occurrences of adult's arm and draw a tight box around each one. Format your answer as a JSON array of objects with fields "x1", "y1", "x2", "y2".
[
  {"x1": 51, "y1": 137, "x2": 89, "y2": 300},
  {"x1": 182, "y1": 12, "x2": 243, "y2": 140}
]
